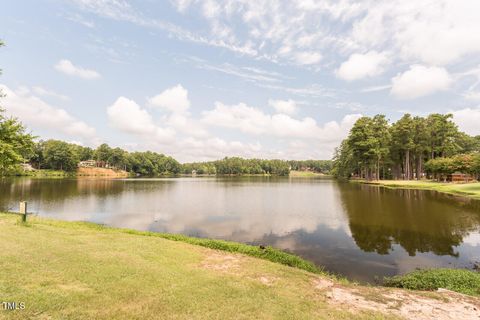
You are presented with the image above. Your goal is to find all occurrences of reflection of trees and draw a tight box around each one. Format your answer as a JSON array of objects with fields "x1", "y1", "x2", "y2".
[
  {"x1": 339, "y1": 183, "x2": 480, "y2": 256},
  {"x1": 0, "y1": 178, "x2": 176, "y2": 212}
]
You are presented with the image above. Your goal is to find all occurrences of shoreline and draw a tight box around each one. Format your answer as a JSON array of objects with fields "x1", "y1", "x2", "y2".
[
  {"x1": 354, "y1": 179, "x2": 480, "y2": 200},
  {"x1": 1, "y1": 213, "x2": 479, "y2": 319},
  {"x1": 4, "y1": 169, "x2": 329, "y2": 179}
]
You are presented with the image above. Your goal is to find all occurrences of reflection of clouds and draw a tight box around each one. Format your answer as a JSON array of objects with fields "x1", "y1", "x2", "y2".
[
  {"x1": 463, "y1": 232, "x2": 480, "y2": 246},
  {"x1": 1, "y1": 177, "x2": 350, "y2": 243},
  {"x1": 141, "y1": 179, "x2": 351, "y2": 241}
]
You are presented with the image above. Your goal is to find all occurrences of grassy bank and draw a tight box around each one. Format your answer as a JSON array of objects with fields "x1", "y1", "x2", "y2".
[
  {"x1": 1, "y1": 214, "x2": 479, "y2": 319},
  {"x1": 20, "y1": 169, "x2": 74, "y2": 177},
  {"x1": 11, "y1": 168, "x2": 131, "y2": 178},
  {"x1": 356, "y1": 180, "x2": 480, "y2": 200},
  {"x1": 289, "y1": 170, "x2": 328, "y2": 178},
  {"x1": 384, "y1": 269, "x2": 480, "y2": 297},
  {"x1": 0, "y1": 214, "x2": 363, "y2": 319}
]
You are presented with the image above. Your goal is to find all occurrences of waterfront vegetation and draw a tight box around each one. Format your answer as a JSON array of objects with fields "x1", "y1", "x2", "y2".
[
  {"x1": 333, "y1": 113, "x2": 480, "y2": 181},
  {"x1": 357, "y1": 180, "x2": 480, "y2": 199},
  {"x1": 384, "y1": 269, "x2": 480, "y2": 297}
]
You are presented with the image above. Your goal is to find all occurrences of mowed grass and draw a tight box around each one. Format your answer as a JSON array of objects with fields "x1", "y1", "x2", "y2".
[
  {"x1": 0, "y1": 214, "x2": 387, "y2": 320},
  {"x1": 358, "y1": 180, "x2": 480, "y2": 199},
  {"x1": 289, "y1": 171, "x2": 328, "y2": 178}
]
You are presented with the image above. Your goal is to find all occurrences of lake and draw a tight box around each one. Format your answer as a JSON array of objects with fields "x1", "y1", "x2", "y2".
[{"x1": 1, "y1": 176, "x2": 479, "y2": 283}]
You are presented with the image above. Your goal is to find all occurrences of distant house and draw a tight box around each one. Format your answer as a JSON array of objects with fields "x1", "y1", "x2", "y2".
[
  {"x1": 447, "y1": 172, "x2": 474, "y2": 183},
  {"x1": 21, "y1": 163, "x2": 34, "y2": 171},
  {"x1": 78, "y1": 160, "x2": 97, "y2": 168}
]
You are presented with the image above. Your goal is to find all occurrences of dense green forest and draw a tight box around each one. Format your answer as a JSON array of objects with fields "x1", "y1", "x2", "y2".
[
  {"x1": 30, "y1": 140, "x2": 182, "y2": 175},
  {"x1": 181, "y1": 159, "x2": 332, "y2": 176},
  {"x1": 333, "y1": 113, "x2": 480, "y2": 180},
  {"x1": 1, "y1": 136, "x2": 332, "y2": 177}
]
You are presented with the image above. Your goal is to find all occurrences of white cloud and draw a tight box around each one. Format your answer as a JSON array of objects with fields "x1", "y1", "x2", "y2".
[
  {"x1": 0, "y1": 84, "x2": 97, "y2": 143},
  {"x1": 268, "y1": 99, "x2": 297, "y2": 115},
  {"x1": 451, "y1": 107, "x2": 480, "y2": 136},
  {"x1": 294, "y1": 52, "x2": 322, "y2": 65},
  {"x1": 65, "y1": 13, "x2": 95, "y2": 28},
  {"x1": 171, "y1": 0, "x2": 195, "y2": 13},
  {"x1": 147, "y1": 84, "x2": 190, "y2": 113},
  {"x1": 32, "y1": 86, "x2": 69, "y2": 101},
  {"x1": 336, "y1": 51, "x2": 389, "y2": 81},
  {"x1": 107, "y1": 97, "x2": 174, "y2": 141},
  {"x1": 390, "y1": 65, "x2": 452, "y2": 99},
  {"x1": 146, "y1": 85, "x2": 208, "y2": 137},
  {"x1": 202, "y1": 101, "x2": 360, "y2": 142},
  {"x1": 194, "y1": 61, "x2": 282, "y2": 84},
  {"x1": 106, "y1": 90, "x2": 359, "y2": 161},
  {"x1": 73, "y1": 0, "x2": 480, "y2": 74},
  {"x1": 361, "y1": 84, "x2": 391, "y2": 93},
  {"x1": 54, "y1": 59, "x2": 101, "y2": 79},
  {"x1": 347, "y1": 1, "x2": 480, "y2": 65}
]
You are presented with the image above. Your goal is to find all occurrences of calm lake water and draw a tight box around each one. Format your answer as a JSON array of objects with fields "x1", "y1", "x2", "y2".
[{"x1": 2, "y1": 176, "x2": 480, "y2": 283}]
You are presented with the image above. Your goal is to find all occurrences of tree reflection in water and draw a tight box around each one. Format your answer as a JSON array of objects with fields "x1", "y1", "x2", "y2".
[{"x1": 340, "y1": 183, "x2": 480, "y2": 257}]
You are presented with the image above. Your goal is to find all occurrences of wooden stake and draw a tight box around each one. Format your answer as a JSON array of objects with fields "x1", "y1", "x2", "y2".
[{"x1": 19, "y1": 201, "x2": 27, "y2": 222}]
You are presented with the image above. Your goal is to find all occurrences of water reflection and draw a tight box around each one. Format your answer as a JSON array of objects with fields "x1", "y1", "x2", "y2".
[
  {"x1": 1, "y1": 177, "x2": 479, "y2": 282},
  {"x1": 340, "y1": 184, "x2": 480, "y2": 257}
]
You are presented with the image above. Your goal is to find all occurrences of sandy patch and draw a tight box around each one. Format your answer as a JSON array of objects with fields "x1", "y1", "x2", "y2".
[
  {"x1": 319, "y1": 282, "x2": 480, "y2": 320},
  {"x1": 313, "y1": 278, "x2": 334, "y2": 290},
  {"x1": 256, "y1": 275, "x2": 278, "y2": 286},
  {"x1": 77, "y1": 167, "x2": 129, "y2": 177}
]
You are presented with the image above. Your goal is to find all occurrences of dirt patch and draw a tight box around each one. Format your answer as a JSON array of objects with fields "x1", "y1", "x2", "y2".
[
  {"x1": 313, "y1": 278, "x2": 334, "y2": 290},
  {"x1": 200, "y1": 252, "x2": 241, "y2": 272},
  {"x1": 319, "y1": 281, "x2": 480, "y2": 320},
  {"x1": 255, "y1": 275, "x2": 278, "y2": 286},
  {"x1": 200, "y1": 253, "x2": 277, "y2": 286}
]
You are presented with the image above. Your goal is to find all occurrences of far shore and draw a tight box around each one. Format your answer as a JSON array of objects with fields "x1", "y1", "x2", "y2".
[
  {"x1": 354, "y1": 179, "x2": 480, "y2": 200},
  {"x1": 9, "y1": 169, "x2": 331, "y2": 179}
]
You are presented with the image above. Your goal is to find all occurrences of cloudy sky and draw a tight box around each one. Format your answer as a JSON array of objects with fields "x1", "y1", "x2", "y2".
[{"x1": 1, "y1": 0, "x2": 480, "y2": 162}]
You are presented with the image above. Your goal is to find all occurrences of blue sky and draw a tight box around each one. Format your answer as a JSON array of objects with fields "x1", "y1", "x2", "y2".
[{"x1": 1, "y1": 0, "x2": 480, "y2": 161}]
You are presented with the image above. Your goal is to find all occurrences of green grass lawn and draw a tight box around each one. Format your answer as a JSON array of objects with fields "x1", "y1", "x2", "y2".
[
  {"x1": 358, "y1": 180, "x2": 480, "y2": 199},
  {"x1": 0, "y1": 214, "x2": 390, "y2": 320},
  {"x1": 289, "y1": 171, "x2": 328, "y2": 178}
]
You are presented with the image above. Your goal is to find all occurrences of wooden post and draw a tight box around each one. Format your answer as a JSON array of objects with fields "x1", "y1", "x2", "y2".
[{"x1": 19, "y1": 201, "x2": 27, "y2": 222}]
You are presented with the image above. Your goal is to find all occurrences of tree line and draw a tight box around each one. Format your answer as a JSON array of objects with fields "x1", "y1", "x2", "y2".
[
  {"x1": 182, "y1": 157, "x2": 294, "y2": 176},
  {"x1": 0, "y1": 113, "x2": 332, "y2": 177},
  {"x1": 288, "y1": 160, "x2": 332, "y2": 173},
  {"x1": 30, "y1": 140, "x2": 182, "y2": 175},
  {"x1": 332, "y1": 113, "x2": 480, "y2": 180}
]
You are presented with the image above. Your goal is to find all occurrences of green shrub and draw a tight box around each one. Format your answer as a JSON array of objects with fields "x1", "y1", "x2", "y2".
[{"x1": 384, "y1": 268, "x2": 480, "y2": 296}]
